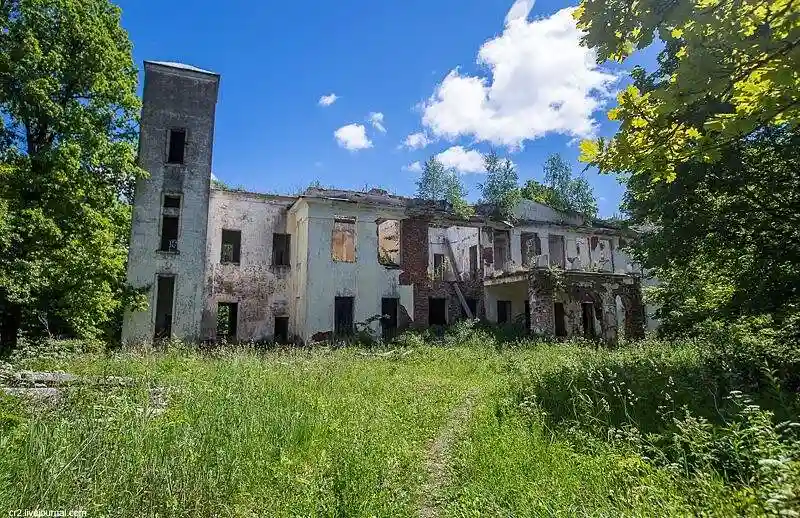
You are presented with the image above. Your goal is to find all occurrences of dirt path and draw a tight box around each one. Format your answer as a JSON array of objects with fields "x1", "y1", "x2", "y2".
[{"x1": 418, "y1": 389, "x2": 479, "y2": 518}]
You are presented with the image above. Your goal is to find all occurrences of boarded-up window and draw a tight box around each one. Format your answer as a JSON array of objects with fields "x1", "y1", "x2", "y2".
[
  {"x1": 272, "y1": 233, "x2": 291, "y2": 266},
  {"x1": 221, "y1": 230, "x2": 241, "y2": 264},
  {"x1": 377, "y1": 219, "x2": 400, "y2": 266},
  {"x1": 549, "y1": 234, "x2": 565, "y2": 268},
  {"x1": 332, "y1": 218, "x2": 356, "y2": 262}
]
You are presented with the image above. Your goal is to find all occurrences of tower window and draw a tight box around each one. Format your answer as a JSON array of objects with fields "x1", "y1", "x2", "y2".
[
  {"x1": 167, "y1": 129, "x2": 186, "y2": 164},
  {"x1": 163, "y1": 195, "x2": 181, "y2": 208},
  {"x1": 159, "y1": 215, "x2": 179, "y2": 252}
]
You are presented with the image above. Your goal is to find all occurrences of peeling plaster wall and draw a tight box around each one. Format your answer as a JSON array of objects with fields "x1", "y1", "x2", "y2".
[
  {"x1": 428, "y1": 226, "x2": 480, "y2": 279},
  {"x1": 201, "y1": 191, "x2": 294, "y2": 341},
  {"x1": 122, "y1": 63, "x2": 219, "y2": 345},
  {"x1": 301, "y1": 201, "x2": 406, "y2": 342},
  {"x1": 484, "y1": 282, "x2": 528, "y2": 324}
]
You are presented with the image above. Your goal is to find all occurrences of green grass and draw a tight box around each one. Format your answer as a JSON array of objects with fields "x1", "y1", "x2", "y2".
[{"x1": 1, "y1": 337, "x2": 797, "y2": 516}]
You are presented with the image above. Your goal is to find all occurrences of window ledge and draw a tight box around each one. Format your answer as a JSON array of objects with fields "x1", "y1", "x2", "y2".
[
  {"x1": 157, "y1": 250, "x2": 180, "y2": 255},
  {"x1": 220, "y1": 261, "x2": 240, "y2": 266},
  {"x1": 270, "y1": 264, "x2": 291, "y2": 269}
]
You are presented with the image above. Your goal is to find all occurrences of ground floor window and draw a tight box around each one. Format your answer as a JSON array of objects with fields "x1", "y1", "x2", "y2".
[{"x1": 497, "y1": 300, "x2": 512, "y2": 324}]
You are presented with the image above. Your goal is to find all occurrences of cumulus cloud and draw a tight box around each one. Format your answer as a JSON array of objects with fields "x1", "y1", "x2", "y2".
[
  {"x1": 368, "y1": 112, "x2": 386, "y2": 133},
  {"x1": 334, "y1": 124, "x2": 373, "y2": 151},
  {"x1": 421, "y1": 0, "x2": 616, "y2": 148},
  {"x1": 318, "y1": 93, "x2": 338, "y2": 107},
  {"x1": 436, "y1": 146, "x2": 485, "y2": 174},
  {"x1": 403, "y1": 161, "x2": 423, "y2": 173},
  {"x1": 402, "y1": 132, "x2": 432, "y2": 150}
]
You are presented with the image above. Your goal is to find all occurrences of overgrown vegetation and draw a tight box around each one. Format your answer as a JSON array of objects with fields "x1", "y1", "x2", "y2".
[{"x1": 2, "y1": 327, "x2": 798, "y2": 516}]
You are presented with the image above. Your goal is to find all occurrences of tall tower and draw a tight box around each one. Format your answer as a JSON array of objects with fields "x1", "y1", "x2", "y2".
[{"x1": 122, "y1": 61, "x2": 220, "y2": 344}]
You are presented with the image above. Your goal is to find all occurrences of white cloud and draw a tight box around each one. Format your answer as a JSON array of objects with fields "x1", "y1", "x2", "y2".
[
  {"x1": 318, "y1": 93, "x2": 338, "y2": 107},
  {"x1": 368, "y1": 112, "x2": 386, "y2": 133},
  {"x1": 403, "y1": 161, "x2": 423, "y2": 173},
  {"x1": 436, "y1": 146, "x2": 485, "y2": 174},
  {"x1": 421, "y1": 1, "x2": 616, "y2": 148},
  {"x1": 334, "y1": 124, "x2": 373, "y2": 151},
  {"x1": 402, "y1": 132, "x2": 432, "y2": 150}
]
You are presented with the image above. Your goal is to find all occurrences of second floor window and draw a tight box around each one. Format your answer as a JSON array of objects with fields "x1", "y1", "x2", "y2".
[
  {"x1": 272, "y1": 233, "x2": 291, "y2": 266},
  {"x1": 332, "y1": 218, "x2": 356, "y2": 262},
  {"x1": 221, "y1": 229, "x2": 241, "y2": 264}
]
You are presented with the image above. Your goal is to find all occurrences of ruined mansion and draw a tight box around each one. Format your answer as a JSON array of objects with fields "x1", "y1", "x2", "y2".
[{"x1": 122, "y1": 61, "x2": 653, "y2": 346}]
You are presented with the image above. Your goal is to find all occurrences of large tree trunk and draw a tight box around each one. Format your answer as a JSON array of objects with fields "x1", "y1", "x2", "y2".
[{"x1": 0, "y1": 299, "x2": 20, "y2": 357}]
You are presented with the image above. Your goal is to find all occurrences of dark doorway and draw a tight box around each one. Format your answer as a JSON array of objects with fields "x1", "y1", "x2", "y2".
[
  {"x1": 582, "y1": 302, "x2": 596, "y2": 338},
  {"x1": 154, "y1": 275, "x2": 175, "y2": 341},
  {"x1": 334, "y1": 297, "x2": 354, "y2": 336},
  {"x1": 429, "y1": 297, "x2": 447, "y2": 326},
  {"x1": 462, "y1": 298, "x2": 478, "y2": 320},
  {"x1": 217, "y1": 302, "x2": 238, "y2": 341},
  {"x1": 524, "y1": 300, "x2": 531, "y2": 334},
  {"x1": 554, "y1": 302, "x2": 567, "y2": 337},
  {"x1": 274, "y1": 316, "x2": 289, "y2": 344},
  {"x1": 497, "y1": 300, "x2": 512, "y2": 324},
  {"x1": 381, "y1": 298, "x2": 398, "y2": 340}
]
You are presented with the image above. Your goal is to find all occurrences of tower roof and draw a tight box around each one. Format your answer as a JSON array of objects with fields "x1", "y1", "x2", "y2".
[{"x1": 145, "y1": 61, "x2": 218, "y2": 76}]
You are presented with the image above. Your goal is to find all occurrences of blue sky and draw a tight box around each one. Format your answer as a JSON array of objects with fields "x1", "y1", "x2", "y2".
[{"x1": 117, "y1": 0, "x2": 658, "y2": 217}]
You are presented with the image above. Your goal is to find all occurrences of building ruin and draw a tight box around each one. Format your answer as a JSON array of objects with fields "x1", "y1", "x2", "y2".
[{"x1": 122, "y1": 61, "x2": 652, "y2": 345}]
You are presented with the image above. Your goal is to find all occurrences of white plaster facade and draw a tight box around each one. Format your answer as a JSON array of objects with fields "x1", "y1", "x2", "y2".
[{"x1": 122, "y1": 61, "x2": 655, "y2": 346}]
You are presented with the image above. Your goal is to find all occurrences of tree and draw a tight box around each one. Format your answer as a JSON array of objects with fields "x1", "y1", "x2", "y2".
[
  {"x1": 576, "y1": 0, "x2": 800, "y2": 180},
  {"x1": 0, "y1": 0, "x2": 143, "y2": 353},
  {"x1": 479, "y1": 151, "x2": 520, "y2": 220},
  {"x1": 520, "y1": 153, "x2": 598, "y2": 218},
  {"x1": 416, "y1": 157, "x2": 474, "y2": 219}
]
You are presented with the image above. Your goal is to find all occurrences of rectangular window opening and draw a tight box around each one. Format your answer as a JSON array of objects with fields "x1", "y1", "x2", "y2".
[
  {"x1": 381, "y1": 297, "x2": 399, "y2": 340},
  {"x1": 332, "y1": 218, "x2": 356, "y2": 262},
  {"x1": 274, "y1": 316, "x2": 289, "y2": 344},
  {"x1": 217, "y1": 302, "x2": 238, "y2": 341},
  {"x1": 433, "y1": 253, "x2": 446, "y2": 280},
  {"x1": 521, "y1": 232, "x2": 541, "y2": 267},
  {"x1": 334, "y1": 296, "x2": 355, "y2": 336},
  {"x1": 429, "y1": 297, "x2": 447, "y2": 326},
  {"x1": 272, "y1": 233, "x2": 291, "y2": 266},
  {"x1": 163, "y1": 195, "x2": 181, "y2": 209},
  {"x1": 377, "y1": 219, "x2": 400, "y2": 267},
  {"x1": 554, "y1": 302, "x2": 567, "y2": 337},
  {"x1": 549, "y1": 234, "x2": 566, "y2": 268},
  {"x1": 469, "y1": 245, "x2": 478, "y2": 276},
  {"x1": 494, "y1": 230, "x2": 509, "y2": 268},
  {"x1": 497, "y1": 300, "x2": 512, "y2": 325},
  {"x1": 160, "y1": 215, "x2": 179, "y2": 252},
  {"x1": 167, "y1": 129, "x2": 186, "y2": 164},
  {"x1": 154, "y1": 275, "x2": 175, "y2": 341},
  {"x1": 221, "y1": 229, "x2": 241, "y2": 264}
]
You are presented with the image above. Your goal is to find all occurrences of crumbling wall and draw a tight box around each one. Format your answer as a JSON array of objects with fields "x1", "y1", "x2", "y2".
[
  {"x1": 202, "y1": 190, "x2": 294, "y2": 342},
  {"x1": 528, "y1": 269, "x2": 646, "y2": 343}
]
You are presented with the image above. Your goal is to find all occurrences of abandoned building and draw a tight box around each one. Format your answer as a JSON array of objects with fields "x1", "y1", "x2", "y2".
[{"x1": 122, "y1": 61, "x2": 652, "y2": 346}]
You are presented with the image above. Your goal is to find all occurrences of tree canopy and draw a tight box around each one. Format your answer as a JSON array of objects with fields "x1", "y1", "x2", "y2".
[
  {"x1": 520, "y1": 153, "x2": 598, "y2": 219},
  {"x1": 479, "y1": 151, "x2": 520, "y2": 220},
  {"x1": 415, "y1": 157, "x2": 474, "y2": 219},
  {"x1": 576, "y1": 0, "x2": 799, "y2": 181},
  {"x1": 0, "y1": 0, "x2": 143, "y2": 351}
]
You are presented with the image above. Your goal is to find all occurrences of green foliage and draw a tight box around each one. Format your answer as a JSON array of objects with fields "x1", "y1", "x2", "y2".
[
  {"x1": 415, "y1": 156, "x2": 474, "y2": 219},
  {"x1": 575, "y1": 0, "x2": 800, "y2": 181},
  {"x1": 479, "y1": 151, "x2": 520, "y2": 220},
  {"x1": 520, "y1": 153, "x2": 599, "y2": 218},
  {"x1": 0, "y1": 0, "x2": 143, "y2": 348}
]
